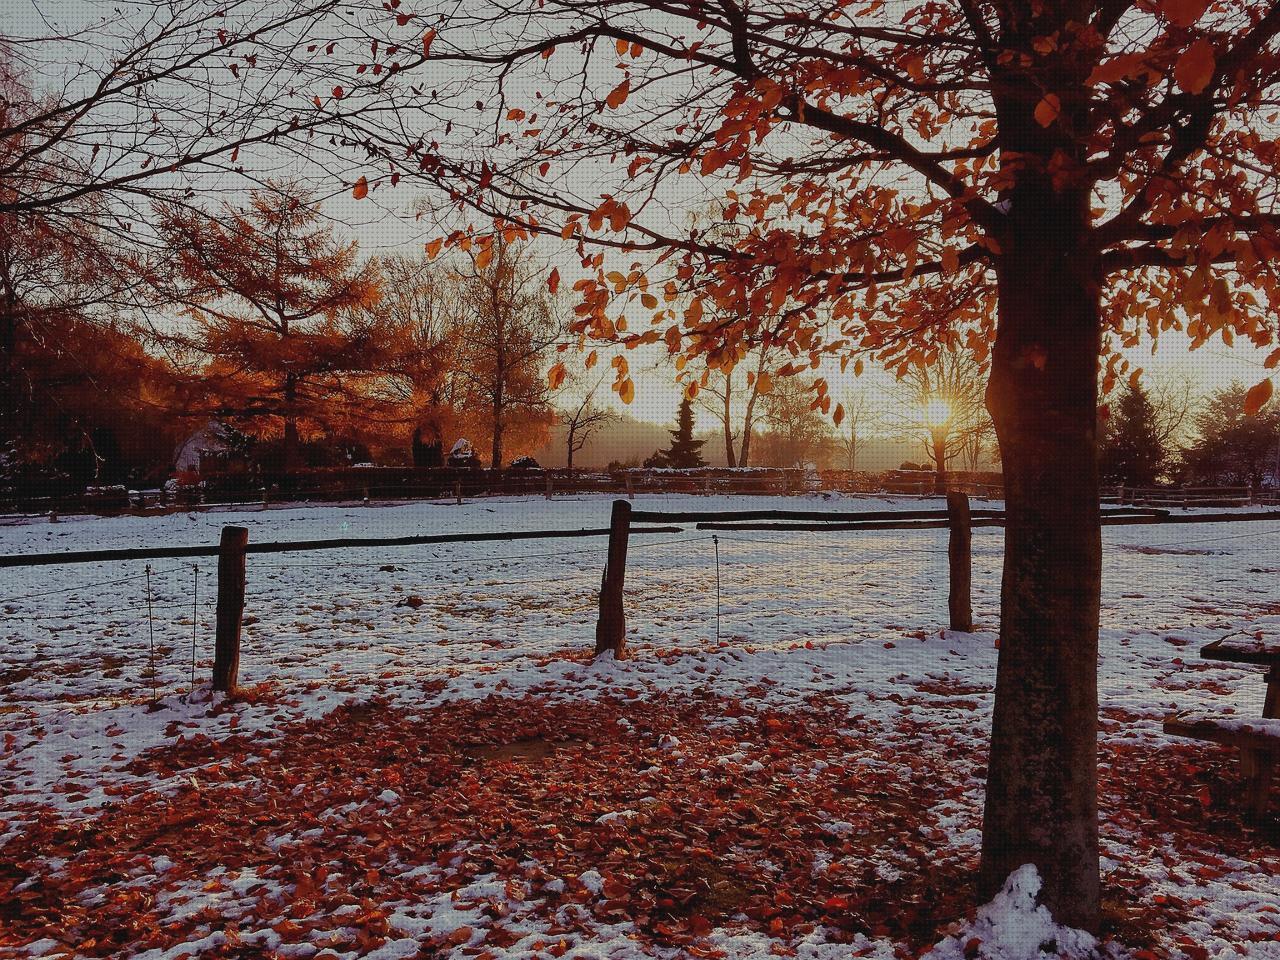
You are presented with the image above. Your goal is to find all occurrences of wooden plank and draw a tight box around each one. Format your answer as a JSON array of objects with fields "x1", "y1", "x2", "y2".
[
  {"x1": 634, "y1": 507, "x2": 1006, "y2": 524},
  {"x1": 1163, "y1": 716, "x2": 1280, "y2": 750},
  {"x1": 695, "y1": 513, "x2": 1158, "y2": 533},
  {"x1": 0, "y1": 525, "x2": 684, "y2": 569},
  {"x1": 1200, "y1": 638, "x2": 1280, "y2": 667}
]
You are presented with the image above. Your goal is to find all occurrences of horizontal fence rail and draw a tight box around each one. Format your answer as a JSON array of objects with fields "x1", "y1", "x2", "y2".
[
  {"x1": 0, "y1": 524, "x2": 683, "y2": 569},
  {"x1": 689, "y1": 510, "x2": 1280, "y2": 533},
  {"x1": 630, "y1": 506, "x2": 1172, "y2": 526}
]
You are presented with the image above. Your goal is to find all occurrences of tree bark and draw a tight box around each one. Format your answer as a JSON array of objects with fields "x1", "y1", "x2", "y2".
[
  {"x1": 979, "y1": 180, "x2": 1102, "y2": 929},
  {"x1": 740, "y1": 387, "x2": 759, "y2": 468}
]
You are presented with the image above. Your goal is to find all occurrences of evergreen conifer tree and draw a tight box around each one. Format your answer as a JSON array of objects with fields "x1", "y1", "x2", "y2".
[
  {"x1": 646, "y1": 397, "x2": 707, "y2": 468},
  {"x1": 1099, "y1": 384, "x2": 1165, "y2": 487}
]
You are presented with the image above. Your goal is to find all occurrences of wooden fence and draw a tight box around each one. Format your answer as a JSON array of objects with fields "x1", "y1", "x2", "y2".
[
  {"x1": 590, "y1": 499, "x2": 1280, "y2": 657},
  {"x1": 10, "y1": 467, "x2": 1280, "y2": 518},
  {"x1": 4, "y1": 501, "x2": 1279, "y2": 692},
  {"x1": 1102, "y1": 484, "x2": 1275, "y2": 508}
]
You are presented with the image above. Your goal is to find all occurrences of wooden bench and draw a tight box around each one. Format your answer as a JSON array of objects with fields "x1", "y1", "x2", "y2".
[{"x1": 1163, "y1": 714, "x2": 1279, "y2": 821}]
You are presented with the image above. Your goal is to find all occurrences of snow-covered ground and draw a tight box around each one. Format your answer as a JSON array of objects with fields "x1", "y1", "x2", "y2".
[{"x1": 1, "y1": 493, "x2": 1278, "y2": 959}]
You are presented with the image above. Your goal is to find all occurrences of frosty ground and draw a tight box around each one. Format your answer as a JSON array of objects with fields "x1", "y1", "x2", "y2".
[{"x1": 0, "y1": 494, "x2": 1277, "y2": 960}]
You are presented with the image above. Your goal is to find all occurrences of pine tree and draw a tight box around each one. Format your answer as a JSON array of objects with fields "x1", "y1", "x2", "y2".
[
  {"x1": 647, "y1": 397, "x2": 706, "y2": 468},
  {"x1": 1099, "y1": 384, "x2": 1165, "y2": 487}
]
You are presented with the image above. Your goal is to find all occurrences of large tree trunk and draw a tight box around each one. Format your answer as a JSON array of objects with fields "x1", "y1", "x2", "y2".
[{"x1": 979, "y1": 182, "x2": 1102, "y2": 929}]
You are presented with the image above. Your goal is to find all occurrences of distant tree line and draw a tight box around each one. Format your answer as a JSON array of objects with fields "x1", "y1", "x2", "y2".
[
  {"x1": 1100, "y1": 380, "x2": 1279, "y2": 489},
  {"x1": 0, "y1": 177, "x2": 568, "y2": 492}
]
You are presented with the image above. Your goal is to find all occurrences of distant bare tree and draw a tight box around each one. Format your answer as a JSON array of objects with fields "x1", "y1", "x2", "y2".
[
  {"x1": 558, "y1": 374, "x2": 617, "y2": 471},
  {"x1": 697, "y1": 338, "x2": 779, "y2": 468},
  {"x1": 453, "y1": 237, "x2": 563, "y2": 468},
  {"x1": 757, "y1": 377, "x2": 834, "y2": 469},
  {"x1": 836, "y1": 391, "x2": 878, "y2": 472},
  {"x1": 890, "y1": 350, "x2": 993, "y2": 484},
  {"x1": 1147, "y1": 375, "x2": 1197, "y2": 449}
]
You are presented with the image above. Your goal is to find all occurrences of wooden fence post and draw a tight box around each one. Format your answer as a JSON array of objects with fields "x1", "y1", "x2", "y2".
[
  {"x1": 213, "y1": 525, "x2": 248, "y2": 694},
  {"x1": 546, "y1": 475, "x2": 553, "y2": 500},
  {"x1": 947, "y1": 492, "x2": 973, "y2": 632},
  {"x1": 624, "y1": 472, "x2": 634, "y2": 500},
  {"x1": 454, "y1": 480, "x2": 462, "y2": 505},
  {"x1": 595, "y1": 499, "x2": 632, "y2": 658}
]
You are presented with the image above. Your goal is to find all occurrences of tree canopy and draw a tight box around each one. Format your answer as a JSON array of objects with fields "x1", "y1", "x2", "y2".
[{"x1": 345, "y1": 0, "x2": 1279, "y2": 413}]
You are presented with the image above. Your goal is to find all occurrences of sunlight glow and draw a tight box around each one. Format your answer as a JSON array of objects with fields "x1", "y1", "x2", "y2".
[{"x1": 922, "y1": 397, "x2": 953, "y2": 429}]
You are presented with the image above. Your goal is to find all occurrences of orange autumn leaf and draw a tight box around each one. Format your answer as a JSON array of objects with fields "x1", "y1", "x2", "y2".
[
  {"x1": 1244, "y1": 378, "x2": 1273, "y2": 416},
  {"x1": 605, "y1": 78, "x2": 630, "y2": 109},
  {"x1": 1034, "y1": 94, "x2": 1060, "y2": 128},
  {"x1": 548, "y1": 267, "x2": 560, "y2": 294},
  {"x1": 547, "y1": 361, "x2": 567, "y2": 390},
  {"x1": 1161, "y1": 0, "x2": 1211, "y2": 27},
  {"x1": 1174, "y1": 40, "x2": 1215, "y2": 95},
  {"x1": 474, "y1": 244, "x2": 493, "y2": 269},
  {"x1": 422, "y1": 29, "x2": 437, "y2": 57},
  {"x1": 941, "y1": 247, "x2": 960, "y2": 275},
  {"x1": 352, "y1": 176, "x2": 369, "y2": 200},
  {"x1": 618, "y1": 378, "x2": 635, "y2": 404},
  {"x1": 424, "y1": 237, "x2": 443, "y2": 259}
]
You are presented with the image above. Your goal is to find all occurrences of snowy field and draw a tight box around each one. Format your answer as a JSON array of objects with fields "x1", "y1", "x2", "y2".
[{"x1": 1, "y1": 493, "x2": 1278, "y2": 959}]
